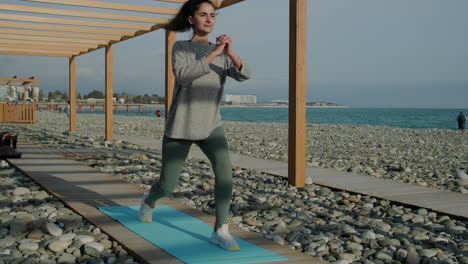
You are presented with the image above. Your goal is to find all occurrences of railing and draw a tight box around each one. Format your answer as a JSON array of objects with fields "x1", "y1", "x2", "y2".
[{"x1": 0, "y1": 103, "x2": 35, "y2": 124}]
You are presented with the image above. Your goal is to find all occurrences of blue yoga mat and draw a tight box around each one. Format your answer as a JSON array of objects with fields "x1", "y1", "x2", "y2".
[{"x1": 98, "y1": 205, "x2": 287, "y2": 264}]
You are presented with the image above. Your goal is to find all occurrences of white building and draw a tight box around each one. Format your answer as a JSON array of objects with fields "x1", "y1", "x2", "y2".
[
  {"x1": 0, "y1": 85, "x2": 41, "y2": 102},
  {"x1": 87, "y1": 97, "x2": 117, "y2": 104},
  {"x1": 271, "y1": 100, "x2": 289, "y2": 104},
  {"x1": 33, "y1": 87, "x2": 40, "y2": 102},
  {"x1": 0, "y1": 85, "x2": 17, "y2": 101},
  {"x1": 224, "y1": 94, "x2": 257, "y2": 104}
]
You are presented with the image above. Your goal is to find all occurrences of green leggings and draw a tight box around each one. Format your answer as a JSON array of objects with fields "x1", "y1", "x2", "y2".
[{"x1": 146, "y1": 126, "x2": 233, "y2": 228}]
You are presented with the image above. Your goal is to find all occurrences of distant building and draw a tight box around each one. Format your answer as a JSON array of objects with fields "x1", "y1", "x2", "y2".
[
  {"x1": 0, "y1": 85, "x2": 42, "y2": 102},
  {"x1": 118, "y1": 97, "x2": 125, "y2": 104},
  {"x1": 33, "y1": 87, "x2": 40, "y2": 102},
  {"x1": 0, "y1": 85, "x2": 18, "y2": 101},
  {"x1": 87, "y1": 98, "x2": 117, "y2": 104},
  {"x1": 271, "y1": 100, "x2": 288, "y2": 105},
  {"x1": 224, "y1": 94, "x2": 257, "y2": 104}
]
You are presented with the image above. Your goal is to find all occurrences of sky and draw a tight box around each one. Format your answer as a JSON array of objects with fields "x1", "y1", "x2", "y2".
[{"x1": 1, "y1": 0, "x2": 467, "y2": 108}]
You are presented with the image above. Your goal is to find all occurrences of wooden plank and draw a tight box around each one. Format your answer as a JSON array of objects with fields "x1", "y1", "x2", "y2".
[
  {"x1": 288, "y1": 0, "x2": 307, "y2": 188},
  {"x1": 0, "y1": 47, "x2": 77, "y2": 56},
  {"x1": 0, "y1": 44, "x2": 88, "y2": 52},
  {"x1": 152, "y1": 0, "x2": 187, "y2": 3},
  {"x1": 0, "y1": 28, "x2": 122, "y2": 41},
  {"x1": 0, "y1": 48, "x2": 73, "y2": 57},
  {"x1": 69, "y1": 56, "x2": 76, "y2": 131},
  {"x1": 0, "y1": 34, "x2": 107, "y2": 44},
  {"x1": 77, "y1": 25, "x2": 164, "y2": 57},
  {"x1": 24, "y1": 0, "x2": 179, "y2": 15},
  {"x1": 105, "y1": 44, "x2": 113, "y2": 141},
  {"x1": 219, "y1": 0, "x2": 246, "y2": 9},
  {"x1": 0, "y1": 14, "x2": 153, "y2": 31},
  {"x1": 0, "y1": 77, "x2": 42, "y2": 82},
  {"x1": 0, "y1": 39, "x2": 97, "y2": 48},
  {"x1": 0, "y1": 4, "x2": 170, "y2": 24},
  {"x1": 0, "y1": 21, "x2": 136, "y2": 36},
  {"x1": 0, "y1": 104, "x2": 35, "y2": 123},
  {"x1": 165, "y1": 29, "x2": 176, "y2": 120}
]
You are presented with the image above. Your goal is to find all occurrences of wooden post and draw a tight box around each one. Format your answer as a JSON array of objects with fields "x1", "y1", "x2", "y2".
[
  {"x1": 288, "y1": 0, "x2": 307, "y2": 188},
  {"x1": 105, "y1": 44, "x2": 113, "y2": 142},
  {"x1": 165, "y1": 29, "x2": 176, "y2": 120},
  {"x1": 23, "y1": 86, "x2": 27, "y2": 104},
  {"x1": 69, "y1": 56, "x2": 77, "y2": 131}
]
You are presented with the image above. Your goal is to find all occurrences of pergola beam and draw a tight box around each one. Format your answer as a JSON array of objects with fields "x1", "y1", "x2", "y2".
[
  {"x1": 0, "y1": 39, "x2": 97, "y2": 48},
  {"x1": 0, "y1": 14, "x2": 153, "y2": 31},
  {"x1": 152, "y1": 0, "x2": 187, "y2": 3},
  {"x1": 0, "y1": 34, "x2": 108, "y2": 45},
  {"x1": 0, "y1": 78, "x2": 42, "y2": 82},
  {"x1": 218, "y1": 0, "x2": 246, "y2": 8},
  {"x1": 0, "y1": 4, "x2": 170, "y2": 24},
  {"x1": 0, "y1": 44, "x2": 89, "y2": 53},
  {"x1": 23, "y1": 0, "x2": 179, "y2": 15},
  {"x1": 0, "y1": 28, "x2": 122, "y2": 41},
  {"x1": 0, "y1": 21, "x2": 136, "y2": 36},
  {"x1": 0, "y1": 81, "x2": 23, "y2": 85},
  {"x1": 0, "y1": 51, "x2": 73, "y2": 57},
  {"x1": 0, "y1": 47, "x2": 78, "y2": 56}
]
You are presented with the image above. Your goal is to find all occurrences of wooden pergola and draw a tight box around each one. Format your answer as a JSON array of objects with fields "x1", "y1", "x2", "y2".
[
  {"x1": 0, "y1": 77, "x2": 42, "y2": 103},
  {"x1": 0, "y1": 0, "x2": 308, "y2": 187}
]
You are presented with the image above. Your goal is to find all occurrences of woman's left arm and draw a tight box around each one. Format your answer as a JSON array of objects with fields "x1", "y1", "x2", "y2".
[{"x1": 219, "y1": 34, "x2": 251, "y2": 82}]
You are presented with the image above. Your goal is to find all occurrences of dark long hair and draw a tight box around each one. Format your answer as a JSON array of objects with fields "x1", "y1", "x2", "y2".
[{"x1": 164, "y1": 0, "x2": 217, "y2": 32}]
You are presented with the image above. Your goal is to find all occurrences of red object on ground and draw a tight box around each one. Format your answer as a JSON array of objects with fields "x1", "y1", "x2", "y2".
[
  {"x1": 127, "y1": 105, "x2": 131, "y2": 112},
  {"x1": 78, "y1": 105, "x2": 82, "y2": 112},
  {"x1": 90, "y1": 105, "x2": 95, "y2": 112},
  {"x1": 138, "y1": 105, "x2": 143, "y2": 113}
]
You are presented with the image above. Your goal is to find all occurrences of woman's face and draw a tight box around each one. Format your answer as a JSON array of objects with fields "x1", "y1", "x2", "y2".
[{"x1": 189, "y1": 2, "x2": 216, "y2": 35}]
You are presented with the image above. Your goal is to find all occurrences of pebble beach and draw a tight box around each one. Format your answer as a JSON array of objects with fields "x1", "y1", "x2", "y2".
[
  {"x1": 1, "y1": 111, "x2": 467, "y2": 264},
  {"x1": 36, "y1": 111, "x2": 468, "y2": 194}
]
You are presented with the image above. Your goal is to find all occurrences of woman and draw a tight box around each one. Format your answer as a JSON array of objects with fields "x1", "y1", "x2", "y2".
[{"x1": 137, "y1": 0, "x2": 251, "y2": 252}]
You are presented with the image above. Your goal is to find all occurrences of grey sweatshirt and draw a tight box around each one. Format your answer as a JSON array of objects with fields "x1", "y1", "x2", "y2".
[{"x1": 164, "y1": 40, "x2": 251, "y2": 140}]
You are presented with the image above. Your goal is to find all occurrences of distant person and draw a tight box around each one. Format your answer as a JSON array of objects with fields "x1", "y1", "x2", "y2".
[
  {"x1": 457, "y1": 112, "x2": 466, "y2": 130},
  {"x1": 64, "y1": 101, "x2": 70, "y2": 120},
  {"x1": 137, "y1": 0, "x2": 251, "y2": 252},
  {"x1": 155, "y1": 109, "x2": 162, "y2": 117}
]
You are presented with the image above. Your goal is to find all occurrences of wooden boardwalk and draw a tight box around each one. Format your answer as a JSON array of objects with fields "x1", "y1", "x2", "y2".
[
  {"x1": 8, "y1": 143, "x2": 328, "y2": 264},
  {"x1": 112, "y1": 134, "x2": 468, "y2": 220}
]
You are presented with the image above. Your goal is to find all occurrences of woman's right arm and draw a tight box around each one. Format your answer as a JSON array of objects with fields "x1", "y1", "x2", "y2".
[
  {"x1": 172, "y1": 42, "x2": 211, "y2": 86},
  {"x1": 172, "y1": 42, "x2": 226, "y2": 86}
]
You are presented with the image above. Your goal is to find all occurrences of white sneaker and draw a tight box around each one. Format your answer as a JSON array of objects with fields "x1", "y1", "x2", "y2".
[
  {"x1": 137, "y1": 192, "x2": 154, "y2": 223},
  {"x1": 210, "y1": 224, "x2": 240, "y2": 251}
]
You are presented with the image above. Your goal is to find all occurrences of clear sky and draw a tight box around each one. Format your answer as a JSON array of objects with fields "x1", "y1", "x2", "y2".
[{"x1": 1, "y1": 0, "x2": 467, "y2": 108}]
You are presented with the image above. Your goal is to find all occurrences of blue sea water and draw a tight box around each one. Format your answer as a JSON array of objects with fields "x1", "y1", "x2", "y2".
[{"x1": 75, "y1": 107, "x2": 467, "y2": 130}]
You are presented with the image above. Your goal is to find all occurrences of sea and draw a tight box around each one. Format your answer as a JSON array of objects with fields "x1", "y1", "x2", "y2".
[{"x1": 74, "y1": 107, "x2": 468, "y2": 130}]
